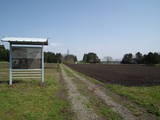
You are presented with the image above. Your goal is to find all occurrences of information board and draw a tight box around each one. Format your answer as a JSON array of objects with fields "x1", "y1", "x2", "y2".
[{"x1": 12, "y1": 47, "x2": 42, "y2": 69}]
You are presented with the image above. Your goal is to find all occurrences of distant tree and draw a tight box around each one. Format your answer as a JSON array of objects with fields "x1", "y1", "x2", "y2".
[
  {"x1": 83, "y1": 53, "x2": 100, "y2": 63},
  {"x1": 0, "y1": 45, "x2": 5, "y2": 50},
  {"x1": 0, "y1": 45, "x2": 9, "y2": 61},
  {"x1": 44, "y1": 52, "x2": 55, "y2": 63},
  {"x1": 62, "y1": 55, "x2": 77, "y2": 64},
  {"x1": 121, "y1": 53, "x2": 133, "y2": 64},
  {"x1": 83, "y1": 54, "x2": 88, "y2": 63},
  {"x1": 44, "y1": 52, "x2": 48, "y2": 62},
  {"x1": 153, "y1": 52, "x2": 160, "y2": 64},
  {"x1": 135, "y1": 52, "x2": 143, "y2": 64},
  {"x1": 144, "y1": 52, "x2": 153, "y2": 64},
  {"x1": 44, "y1": 52, "x2": 62, "y2": 63},
  {"x1": 121, "y1": 52, "x2": 160, "y2": 64},
  {"x1": 144, "y1": 52, "x2": 160, "y2": 64},
  {"x1": 74, "y1": 56, "x2": 77, "y2": 62},
  {"x1": 55, "y1": 53, "x2": 62, "y2": 63}
]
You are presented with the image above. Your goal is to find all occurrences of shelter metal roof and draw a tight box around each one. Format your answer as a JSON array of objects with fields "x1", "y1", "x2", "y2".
[{"x1": 1, "y1": 37, "x2": 48, "y2": 45}]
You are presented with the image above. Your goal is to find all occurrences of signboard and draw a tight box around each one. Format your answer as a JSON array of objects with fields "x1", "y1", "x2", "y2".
[{"x1": 12, "y1": 47, "x2": 42, "y2": 69}]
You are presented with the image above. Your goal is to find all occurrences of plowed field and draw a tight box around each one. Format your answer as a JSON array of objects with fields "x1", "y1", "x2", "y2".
[{"x1": 67, "y1": 64, "x2": 160, "y2": 86}]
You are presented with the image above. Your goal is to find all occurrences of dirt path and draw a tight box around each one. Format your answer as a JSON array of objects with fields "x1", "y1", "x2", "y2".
[
  {"x1": 64, "y1": 65, "x2": 137, "y2": 120},
  {"x1": 61, "y1": 65, "x2": 101, "y2": 120}
]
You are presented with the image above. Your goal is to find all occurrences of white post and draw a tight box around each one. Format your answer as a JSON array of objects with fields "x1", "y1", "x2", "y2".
[
  {"x1": 9, "y1": 43, "x2": 12, "y2": 85},
  {"x1": 41, "y1": 45, "x2": 44, "y2": 83}
]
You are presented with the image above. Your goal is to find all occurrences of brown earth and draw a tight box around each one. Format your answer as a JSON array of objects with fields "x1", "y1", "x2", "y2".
[{"x1": 67, "y1": 64, "x2": 160, "y2": 86}]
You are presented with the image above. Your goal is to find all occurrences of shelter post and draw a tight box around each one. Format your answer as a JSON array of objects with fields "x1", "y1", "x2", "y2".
[{"x1": 9, "y1": 43, "x2": 12, "y2": 85}]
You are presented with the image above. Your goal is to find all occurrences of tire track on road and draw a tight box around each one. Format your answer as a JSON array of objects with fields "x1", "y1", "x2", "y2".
[
  {"x1": 61, "y1": 65, "x2": 102, "y2": 120},
  {"x1": 64, "y1": 65, "x2": 137, "y2": 120}
]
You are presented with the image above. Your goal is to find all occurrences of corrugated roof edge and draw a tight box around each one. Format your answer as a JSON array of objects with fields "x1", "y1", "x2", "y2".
[{"x1": 0, "y1": 37, "x2": 48, "y2": 45}]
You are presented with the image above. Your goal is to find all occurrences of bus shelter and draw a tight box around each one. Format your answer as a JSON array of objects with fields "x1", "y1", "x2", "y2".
[{"x1": 1, "y1": 37, "x2": 48, "y2": 85}]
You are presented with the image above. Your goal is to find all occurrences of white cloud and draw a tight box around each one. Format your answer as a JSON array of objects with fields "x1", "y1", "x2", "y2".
[{"x1": 49, "y1": 42, "x2": 63, "y2": 47}]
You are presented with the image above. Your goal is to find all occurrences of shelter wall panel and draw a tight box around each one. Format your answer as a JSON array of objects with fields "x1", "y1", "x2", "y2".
[{"x1": 12, "y1": 47, "x2": 42, "y2": 69}]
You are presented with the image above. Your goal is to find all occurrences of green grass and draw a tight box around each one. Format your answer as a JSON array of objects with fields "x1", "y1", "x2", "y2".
[
  {"x1": 0, "y1": 63, "x2": 72, "y2": 120},
  {"x1": 65, "y1": 65, "x2": 160, "y2": 118},
  {"x1": 0, "y1": 61, "x2": 8, "y2": 75},
  {"x1": 106, "y1": 84, "x2": 160, "y2": 117},
  {"x1": 155, "y1": 64, "x2": 160, "y2": 67}
]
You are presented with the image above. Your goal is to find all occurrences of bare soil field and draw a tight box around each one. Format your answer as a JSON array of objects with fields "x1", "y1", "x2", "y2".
[{"x1": 67, "y1": 64, "x2": 160, "y2": 86}]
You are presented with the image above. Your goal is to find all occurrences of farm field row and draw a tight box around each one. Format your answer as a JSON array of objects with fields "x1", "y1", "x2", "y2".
[
  {"x1": 67, "y1": 64, "x2": 160, "y2": 118},
  {"x1": 67, "y1": 64, "x2": 160, "y2": 86}
]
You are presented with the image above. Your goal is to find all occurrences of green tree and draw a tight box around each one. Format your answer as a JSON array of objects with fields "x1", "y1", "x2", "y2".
[
  {"x1": 63, "y1": 55, "x2": 77, "y2": 64},
  {"x1": 121, "y1": 52, "x2": 160, "y2": 64},
  {"x1": 74, "y1": 56, "x2": 77, "y2": 62},
  {"x1": 44, "y1": 52, "x2": 55, "y2": 63},
  {"x1": 55, "y1": 53, "x2": 62, "y2": 63},
  {"x1": 83, "y1": 54, "x2": 87, "y2": 63},
  {"x1": 121, "y1": 53, "x2": 133, "y2": 64},
  {"x1": 83, "y1": 53, "x2": 100, "y2": 63},
  {"x1": 135, "y1": 52, "x2": 143, "y2": 64},
  {"x1": 0, "y1": 45, "x2": 9, "y2": 61},
  {"x1": 144, "y1": 52, "x2": 160, "y2": 64}
]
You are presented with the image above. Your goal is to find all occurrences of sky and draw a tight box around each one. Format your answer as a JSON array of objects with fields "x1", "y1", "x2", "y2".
[{"x1": 0, "y1": 0, "x2": 160, "y2": 60}]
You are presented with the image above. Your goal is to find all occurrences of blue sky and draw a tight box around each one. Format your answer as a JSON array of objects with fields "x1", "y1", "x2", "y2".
[{"x1": 0, "y1": 0, "x2": 160, "y2": 60}]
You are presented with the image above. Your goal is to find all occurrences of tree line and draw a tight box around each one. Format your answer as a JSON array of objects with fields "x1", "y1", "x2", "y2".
[
  {"x1": 1, "y1": 45, "x2": 160, "y2": 64},
  {"x1": 121, "y1": 52, "x2": 160, "y2": 64},
  {"x1": 0, "y1": 45, "x2": 96, "y2": 64},
  {"x1": 0, "y1": 45, "x2": 77, "y2": 63},
  {"x1": 44, "y1": 52, "x2": 77, "y2": 64},
  {"x1": 44, "y1": 52, "x2": 62, "y2": 63}
]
